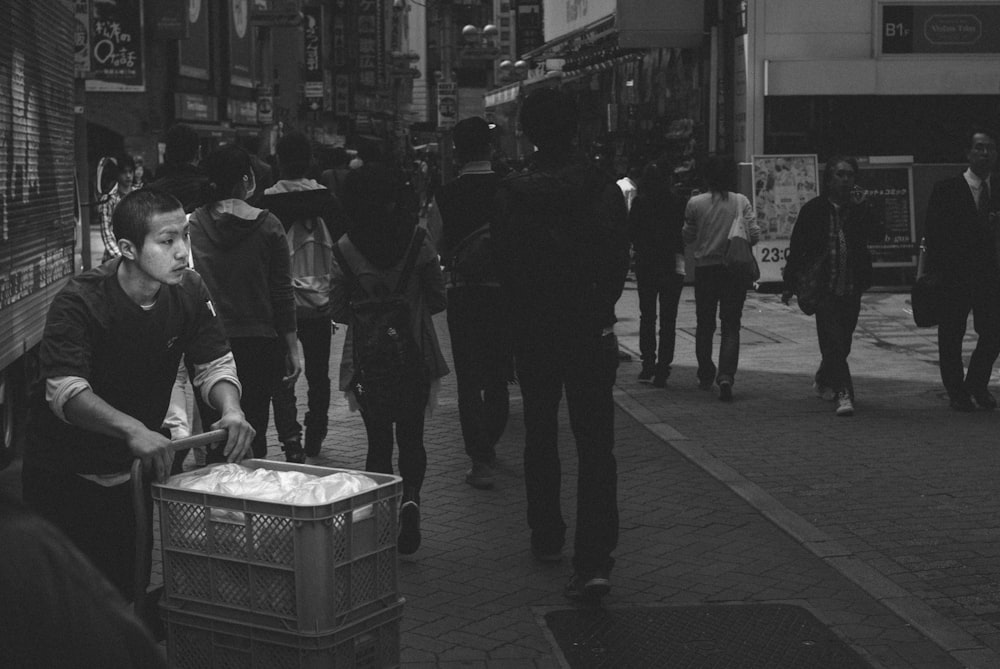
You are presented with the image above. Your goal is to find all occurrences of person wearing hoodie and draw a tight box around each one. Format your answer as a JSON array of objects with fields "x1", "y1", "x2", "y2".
[
  {"x1": 189, "y1": 144, "x2": 302, "y2": 462},
  {"x1": 493, "y1": 88, "x2": 629, "y2": 601},
  {"x1": 329, "y1": 163, "x2": 449, "y2": 556},
  {"x1": 260, "y1": 132, "x2": 344, "y2": 459}
]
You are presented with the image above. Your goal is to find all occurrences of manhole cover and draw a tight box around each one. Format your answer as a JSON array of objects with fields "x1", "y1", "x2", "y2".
[{"x1": 542, "y1": 603, "x2": 872, "y2": 668}]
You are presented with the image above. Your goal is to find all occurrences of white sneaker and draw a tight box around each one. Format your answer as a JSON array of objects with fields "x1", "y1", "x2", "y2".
[
  {"x1": 835, "y1": 393, "x2": 854, "y2": 417},
  {"x1": 813, "y1": 381, "x2": 835, "y2": 401}
]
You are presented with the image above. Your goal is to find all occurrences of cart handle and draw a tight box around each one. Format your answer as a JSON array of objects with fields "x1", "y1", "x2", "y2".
[{"x1": 131, "y1": 429, "x2": 228, "y2": 621}]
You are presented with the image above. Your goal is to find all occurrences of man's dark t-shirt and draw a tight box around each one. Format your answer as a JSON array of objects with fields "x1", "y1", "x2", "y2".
[{"x1": 26, "y1": 260, "x2": 230, "y2": 475}]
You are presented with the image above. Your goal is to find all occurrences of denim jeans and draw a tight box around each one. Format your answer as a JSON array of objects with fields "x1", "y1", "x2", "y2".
[
  {"x1": 514, "y1": 330, "x2": 619, "y2": 575},
  {"x1": 201, "y1": 337, "x2": 281, "y2": 461},
  {"x1": 636, "y1": 269, "x2": 684, "y2": 376},
  {"x1": 361, "y1": 396, "x2": 427, "y2": 504},
  {"x1": 694, "y1": 264, "x2": 747, "y2": 386},
  {"x1": 814, "y1": 293, "x2": 862, "y2": 397},
  {"x1": 272, "y1": 318, "x2": 333, "y2": 449},
  {"x1": 446, "y1": 286, "x2": 511, "y2": 464}
]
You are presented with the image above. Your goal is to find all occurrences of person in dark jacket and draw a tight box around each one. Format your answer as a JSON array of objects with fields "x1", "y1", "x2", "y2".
[
  {"x1": 782, "y1": 155, "x2": 882, "y2": 417},
  {"x1": 260, "y1": 132, "x2": 344, "y2": 459},
  {"x1": 190, "y1": 144, "x2": 302, "y2": 461},
  {"x1": 146, "y1": 124, "x2": 209, "y2": 213},
  {"x1": 494, "y1": 88, "x2": 629, "y2": 601},
  {"x1": 921, "y1": 128, "x2": 999, "y2": 411},
  {"x1": 434, "y1": 116, "x2": 511, "y2": 490},
  {"x1": 629, "y1": 159, "x2": 687, "y2": 386}
]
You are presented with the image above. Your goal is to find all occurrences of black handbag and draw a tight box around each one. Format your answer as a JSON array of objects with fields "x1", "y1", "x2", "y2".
[
  {"x1": 796, "y1": 255, "x2": 828, "y2": 316},
  {"x1": 911, "y1": 237, "x2": 947, "y2": 328}
]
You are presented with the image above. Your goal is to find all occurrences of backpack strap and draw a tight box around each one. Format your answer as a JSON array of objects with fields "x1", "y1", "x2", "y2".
[{"x1": 394, "y1": 227, "x2": 426, "y2": 296}]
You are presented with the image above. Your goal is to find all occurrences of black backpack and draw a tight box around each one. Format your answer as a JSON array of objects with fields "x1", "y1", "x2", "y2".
[
  {"x1": 449, "y1": 223, "x2": 495, "y2": 284},
  {"x1": 333, "y1": 228, "x2": 430, "y2": 419}
]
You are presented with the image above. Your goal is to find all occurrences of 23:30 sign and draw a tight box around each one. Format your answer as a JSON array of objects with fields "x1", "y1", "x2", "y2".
[{"x1": 759, "y1": 247, "x2": 790, "y2": 263}]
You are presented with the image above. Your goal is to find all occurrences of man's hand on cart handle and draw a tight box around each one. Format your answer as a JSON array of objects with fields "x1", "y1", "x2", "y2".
[
  {"x1": 212, "y1": 409, "x2": 256, "y2": 462},
  {"x1": 128, "y1": 428, "x2": 174, "y2": 482}
]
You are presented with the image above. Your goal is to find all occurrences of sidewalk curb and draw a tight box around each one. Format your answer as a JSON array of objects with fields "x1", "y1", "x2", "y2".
[{"x1": 613, "y1": 385, "x2": 1000, "y2": 669}]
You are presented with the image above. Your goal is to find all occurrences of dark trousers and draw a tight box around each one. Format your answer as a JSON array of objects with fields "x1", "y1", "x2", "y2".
[
  {"x1": 361, "y1": 397, "x2": 428, "y2": 504},
  {"x1": 201, "y1": 337, "x2": 281, "y2": 461},
  {"x1": 273, "y1": 318, "x2": 333, "y2": 448},
  {"x1": 694, "y1": 264, "x2": 748, "y2": 386},
  {"x1": 814, "y1": 293, "x2": 862, "y2": 397},
  {"x1": 514, "y1": 330, "x2": 619, "y2": 575},
  {"x1": 22, "y1": 464, "x2": 152, "y2": 602},
  {"x1": 446, "y1": 286, "x2": 511, "y2": 464},
  {"x1": 636, "y1": 269, "x2": 684, "y2": 375},
  {"x1": 937, "y1": 281, "x2": 1000, "y2": 398}
]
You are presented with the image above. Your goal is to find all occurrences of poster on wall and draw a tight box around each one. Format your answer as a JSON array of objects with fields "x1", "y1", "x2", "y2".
[
  {"x1": 752, "y1": 154, "x2": 819, "y2": 283},
  {"x1": 856, "y1": 161, "x2": 916, "y2": 267},
  {"x1": 86, "y1": 0, "x2": 145, "y2": 92},
  {"x1": 230, "y1": 0, "x2": 254, "y2": 88},
  {"x1": 179, "y1": 0, "x2": 210, "y2": 79}
]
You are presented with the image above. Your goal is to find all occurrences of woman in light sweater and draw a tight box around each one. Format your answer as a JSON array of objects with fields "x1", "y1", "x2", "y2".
[{"x1": 682, "y1": 156, "x2": 760, "y2": 401}]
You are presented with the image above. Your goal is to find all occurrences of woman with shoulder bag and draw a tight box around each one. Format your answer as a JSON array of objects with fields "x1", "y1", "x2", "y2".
[{"x1": 782, "y1": 155, "x2": 883, "y2": 417}]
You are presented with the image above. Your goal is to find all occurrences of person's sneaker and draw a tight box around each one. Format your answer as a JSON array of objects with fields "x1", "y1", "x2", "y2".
[
  {"x1": 465, "y1": 461, "x2": 496, "y2": 490},
  {"x1": 303, "y1": 435, "x2": 324, "y2": 457},
  {"x1": 718, "y1": 380, "x2": 733, "y2": 402},
  {"x1": 835, "y1": 392, "x2": 854, "y2": 417},
  {"x1": 398, "y1": 501, "x2": 421, "y2": 555},
  {"x1": 969, "y1": 389, "x2": 998, "y2": 410},
  {"x1": 282, "y1": 439, "x2": 307, "y2": 464},
  {"x1": 564, "y1": 571, "x2": 611, "y2": 601},
  {"x1": 812, "y1": 381, "x2": 835, "y2": 401},
  {"x1": 950, "y1": 394, "x2": 976, "y2": 412},
  {"x1": 638, "y1": 365, "x2": 655, "y2": 382}
]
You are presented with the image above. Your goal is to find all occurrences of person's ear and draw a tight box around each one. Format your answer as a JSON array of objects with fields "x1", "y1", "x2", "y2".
[{"x1": 118, "y1": 237, "x2": 138, "y2": 260}]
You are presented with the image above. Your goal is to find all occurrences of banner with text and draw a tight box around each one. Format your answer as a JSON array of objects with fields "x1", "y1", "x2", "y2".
[{"x1": 752, "y1": 154, "x2": 819, "y2": 283}]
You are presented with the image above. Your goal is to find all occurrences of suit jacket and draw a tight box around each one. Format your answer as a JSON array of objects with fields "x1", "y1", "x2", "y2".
[{"x1": 924, "y1": 173, "x2": 1000, "y2": 287}]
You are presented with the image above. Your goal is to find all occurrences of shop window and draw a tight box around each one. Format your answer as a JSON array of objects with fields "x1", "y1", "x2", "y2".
[{"x1": 766, "y1": 95, "x2": 1000, "y2": 162}]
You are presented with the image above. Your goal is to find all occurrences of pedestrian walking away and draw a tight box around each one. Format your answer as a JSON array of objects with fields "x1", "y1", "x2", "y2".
[
  {"x1": 146, "y1": 124, "x2": 210, "y2": 213},
  {"x1": 922, "y1": 126, "x2": 1000, "y2": 412},
  {"x1": 494, "y1": 88, "x2": 630, "y2": 601},
  {"x1": 683, "y1": 155, "x2": 760, "y2": 401},
  {"x1": 435, "y1": 116, "x2": 511, "y2": 490},
  {"x1": 189, "y1": 144, "x2": 302, "y2": 462},
  {"x1": 330, "y1": 163, "x2": 449, "y2": 556},
  {"x1": 260, "y1": 131, "x2": 345, "y2": 460},
  {"x1": 98, "y1": 154, "x2": 141, "y2": 262},
  {"x1": 21, "y1": 188, "x2": 254, "y2": 606},
  {"x1": 782, "y1": 155, "x2": 883, "y2": 417},
  {"x1": 629, "y1": 159, "x2": 687, "y2": 387}
]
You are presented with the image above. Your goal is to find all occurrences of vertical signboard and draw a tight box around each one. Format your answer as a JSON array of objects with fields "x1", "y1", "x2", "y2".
[
  {"x1": 230, "y1": 0, "x2": 254, "y2": 88},
  {"x1": 357, "y1": 0, "x2": 379, "y2": 90},
  {"x1": 752, "y1": 154, "x2": 819, "y2": 282},
  {"x1": 74, "y1": 0, "x2": 91, "y2": 77},
  {"x1": 303, "y1": 5, "x2": 323, "y2": 112},
  {"x1": 86, "y1": 0, "x2": 145, "y2": 92},
  {"x1": 179, "y1": 0, "x2": 210, "y2": 79},
  {"x1": 437, "y1": 81, "x2": 457, "y2": 129},
  {"x1": 857, "y1": 162, "x2": 916, "y2": 267}
]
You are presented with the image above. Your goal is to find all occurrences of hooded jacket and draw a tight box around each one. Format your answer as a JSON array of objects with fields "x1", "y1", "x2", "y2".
[
  {"x1": 493, "y1": 152, "x2": 629, "y2": 338},
  {"x1": 189, "y1": 199, "x2": 296, "y2": 339},
  {"x1": 147, "y1": 163, "x2": 209, "y2": 213},
  {"x1": 258, "y1": 178, "x2": 344, "y2": 238}
]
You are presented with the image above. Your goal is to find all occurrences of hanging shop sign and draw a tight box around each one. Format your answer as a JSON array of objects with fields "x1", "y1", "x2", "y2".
[
  {"x1": 752, "y1": 154, "x2": 819, "y2": 283},
  {"x1": 175, "y1": 93, "x2": 219, "y2": 123},
  {"x1": 74, "y1": 0, "x2": 91, "y2": 77},
  {"x1": 303, "y1": 5, "x2": 323, "y2": 111},
  {"x1": 437, "y1": 82, "x2": 457, "y2": 130},
  {"x1": 881, "y1": 3, "x2": 1000, "y2": 54},
  {"x1": 86, "y1": 0, "x2": 145, "y2": 92},
  {"x1": 179, "y1": 0, "x2": 210, "y2": 79},
  {"x1": 856, "y1": 161, "x2": 916, "y2": 268},
  {"x1": 230, "y1": 0, "x2": 254, "y2": 88}
]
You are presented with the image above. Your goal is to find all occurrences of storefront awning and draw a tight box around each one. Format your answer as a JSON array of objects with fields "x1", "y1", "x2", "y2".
[{"x1": 484, "y1": 81, "x2": 522, "y2": 109}]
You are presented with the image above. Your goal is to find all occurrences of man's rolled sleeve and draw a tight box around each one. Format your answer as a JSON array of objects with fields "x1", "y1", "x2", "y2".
[
  {"x1": 191, "y1": 352, "x2": 242, "y2": 409},
  {"x1": 46, "y1": 376, "x2": 92, "y2": 423}
]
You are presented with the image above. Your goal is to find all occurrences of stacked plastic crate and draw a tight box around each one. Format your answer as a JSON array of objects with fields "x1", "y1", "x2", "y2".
[{"x1": 153, "y1": 460, "x2": 404, "y2": 669}]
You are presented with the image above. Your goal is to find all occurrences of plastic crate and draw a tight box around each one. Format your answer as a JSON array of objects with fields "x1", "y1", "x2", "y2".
[
  {"x1": 162, "y1": 598, "x2": 403, "y2": 669},
  {"x1": 154, "y1": 460, "x2": 402, "y2": 633}
]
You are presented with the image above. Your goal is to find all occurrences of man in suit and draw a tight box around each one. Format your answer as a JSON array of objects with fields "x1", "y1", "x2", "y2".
[{"x1": 924, "y1": 127, "x2": 999, "y2": 411}]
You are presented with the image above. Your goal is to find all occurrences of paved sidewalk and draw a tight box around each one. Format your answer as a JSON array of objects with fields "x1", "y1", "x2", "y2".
[{"x1": 235, "y1": 279, "x2": 1000, "y2": 668}]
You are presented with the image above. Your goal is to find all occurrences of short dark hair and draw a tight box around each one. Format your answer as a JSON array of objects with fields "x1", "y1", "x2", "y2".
[
  {"x1": 164, "y1": 124, "x2": 200, "y2": 165},
  {"x1": 452, "y1": 117, "x2": 492, "y2": 163},
  {"x1": 275, "y1": 131, "x2": 313, "y2": 179},
  {"x1": 112, "y1": 188, "x2": 184, "y2": 249},
  {"x1": 703, "y1": 155, "x2": 736, "y2": 196},
  {"x1": 202, "y1": 144, "x2": 253, "y2": 201},
  {"x1": 520, "y1": 88, "x2": 578, "y2": 153}
]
